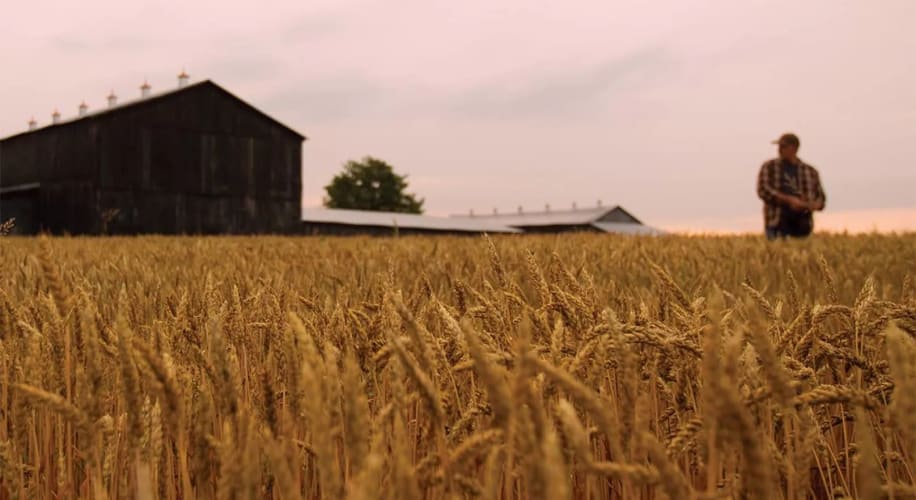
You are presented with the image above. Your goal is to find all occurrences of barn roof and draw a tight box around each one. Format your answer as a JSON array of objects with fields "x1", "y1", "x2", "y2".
[
  {"x1": 302, "y1": 207, "x2": 521, "y2": 233},
  {"x1": 449, "y1": 205, "x2": 640, "y2": 226},
  {"x1": 590, "y1": 221, "x2": 666, "y2": 235},
  {"x1": 449, "y1": 205, "x2": 665, "y2": 235},
  {"x1": 0, "y1": 80, "x2": 306, "y2": 142}
]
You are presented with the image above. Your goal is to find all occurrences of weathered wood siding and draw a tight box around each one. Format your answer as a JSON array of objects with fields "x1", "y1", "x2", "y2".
[{"x1": 0, "y1": 81, "x2": 303, "y2": 234}]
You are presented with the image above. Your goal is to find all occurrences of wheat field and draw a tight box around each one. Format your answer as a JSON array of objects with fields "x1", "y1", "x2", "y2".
[{"x1": 0, "y1": 233, "x2": 914, "y2": 499}]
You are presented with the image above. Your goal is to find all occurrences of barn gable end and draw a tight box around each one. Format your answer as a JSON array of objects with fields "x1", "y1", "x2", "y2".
[{"x1": 0, "y1": 80, "x2": 304, "y2": 235}]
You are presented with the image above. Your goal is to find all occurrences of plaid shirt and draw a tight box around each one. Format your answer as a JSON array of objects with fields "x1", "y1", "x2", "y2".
[{"x1": 756, "y1": 158, "x2": 826, "y2": 228}]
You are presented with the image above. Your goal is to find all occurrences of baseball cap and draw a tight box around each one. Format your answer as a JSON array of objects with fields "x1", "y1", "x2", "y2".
[{"x1": 771, "y1": 133, "x2": 800, "y2": 147}]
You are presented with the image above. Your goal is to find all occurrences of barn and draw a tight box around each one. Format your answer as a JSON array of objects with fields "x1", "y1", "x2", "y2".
[
  {"x1": 0, "y1": 77, "x2": 304, "y2": 235},
  {"x1": 449, "y1": 204, "x2": 665, "y2": 235},
  {"x1": 301, "y1": 207, "x2": 521, "y2": 236},
  {"x1": 299, "y1": 204, "x2": 663, "y2": 236}
]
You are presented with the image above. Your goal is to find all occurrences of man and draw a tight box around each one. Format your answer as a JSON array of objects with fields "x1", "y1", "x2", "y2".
[{"x1": 757, "y1": 133, "x2": 826, "y2": 239}]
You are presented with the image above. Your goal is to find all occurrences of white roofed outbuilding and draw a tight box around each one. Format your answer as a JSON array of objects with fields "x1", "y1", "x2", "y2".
[
  {"x1": 450, "y1": 205, "x2": 665, "y2": 235},
  {"x1": 301, "y1": 207, "x2": 521, "y2": 235},
  {"x1": 300, "y1": 204, "x2": 663, "y2": 236}
]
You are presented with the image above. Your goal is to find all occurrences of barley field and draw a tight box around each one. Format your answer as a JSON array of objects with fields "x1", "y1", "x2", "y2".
[{"x1": 0, "y1": 233, "x2": 914, "y2": 499}]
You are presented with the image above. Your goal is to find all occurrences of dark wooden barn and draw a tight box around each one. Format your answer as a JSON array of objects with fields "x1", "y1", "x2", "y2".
[{"x1": 0, "y1": 80, "x2": 304, "y2": 235}]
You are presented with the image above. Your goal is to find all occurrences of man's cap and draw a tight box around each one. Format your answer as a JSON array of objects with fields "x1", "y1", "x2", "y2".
[{"x1": 772, "y1": 133, "x2": 800, "y2": 147}]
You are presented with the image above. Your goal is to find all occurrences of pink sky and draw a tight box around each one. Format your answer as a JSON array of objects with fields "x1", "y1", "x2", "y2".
[{"x1": 2, "y1": 0, "x2": 914, "y2": 233}]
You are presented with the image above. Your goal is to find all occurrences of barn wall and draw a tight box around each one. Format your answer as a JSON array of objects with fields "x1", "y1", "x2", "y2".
[
  {"x1": 97, "y1": 190, "x2": 301, "y2": 235},
  {"x1": 511, "y1": 224, "x2": 600, "y2": 234},
  {"x1": 0, "y1": 125, "x2": 100, "y2": 233},
  {"x1": 301, "y1": 222, "x2": 501, "y2": 237},
  {"x1": 93, "y1": 84, "x2": 301, "y2": 234},
  {"x1": 40, "y1": 182, "x2": 98, "y2": 234},
  {"x1": 0, "y1": 123, "x2": 101, "y2": 186}
]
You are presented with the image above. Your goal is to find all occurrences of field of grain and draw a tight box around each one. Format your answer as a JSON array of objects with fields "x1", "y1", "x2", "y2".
[{"x1": 0, "y1": 233, "x2": 914, "y2": 499}]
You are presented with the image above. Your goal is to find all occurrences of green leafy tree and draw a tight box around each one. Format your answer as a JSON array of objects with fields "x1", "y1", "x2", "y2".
[{"x1": 323, "y1": 157, "x2": 424, "y2": 214}]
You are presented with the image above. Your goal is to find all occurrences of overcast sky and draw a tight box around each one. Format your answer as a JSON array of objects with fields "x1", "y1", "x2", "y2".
[{"x1": 2, "y1": 0, "x2": 914, "y2": 233}]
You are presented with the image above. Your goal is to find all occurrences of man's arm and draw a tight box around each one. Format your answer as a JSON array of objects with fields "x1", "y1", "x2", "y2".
[
  {"x1": 809, "y1": 170, "x2": 826, "y2": 211},
  {"x1": 757, "y1": 161, "x2": 782, "y2": 204}
]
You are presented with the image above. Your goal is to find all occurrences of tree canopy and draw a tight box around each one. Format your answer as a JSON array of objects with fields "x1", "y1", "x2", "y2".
[{"x1": 323, "y1": 157, "x2": 424, "y2": 214}]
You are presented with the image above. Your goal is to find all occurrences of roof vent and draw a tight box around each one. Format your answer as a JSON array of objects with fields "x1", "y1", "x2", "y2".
[
  {"x1": 51, "y1": 109, "x2": 61, "y2": 125},
  {"x1": 597, "y1": 199, "x2": 603, "y2": 208},
  {"x1": 178, "y1": 69, "x2": 189, "y2": 88},
  {"x1": 468, "y1": 209, "x2": 475, "y2": 218},
  {"x1": 107, "y1": 90, "x2": 118, "y2": 108},
  {"x1": 492, "y1": 207, "x2": 498, "y2": 215},
  {"x1": 572, "y1": 201, "x2": 577, "y2": 211},
  {"x1": 545, "y1": 203, "x2": 551, "y2": 213},
  {"x1": 140, "y1": 80, "x2": 151, "y2": 98},
  {"x1": 78, "y1": 101, "x2": 89, "y2": 117},
  {"x1": 517, "y1": 205, "x2": 523, "y2": 214},
  {"x1": 28, "y1": 117, "x2": 37, "y2": 131}
]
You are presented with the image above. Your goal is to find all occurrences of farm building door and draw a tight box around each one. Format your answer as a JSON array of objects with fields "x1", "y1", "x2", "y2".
[{"x1": 0, "y1": 183, "x2": 39, "y2": 234}]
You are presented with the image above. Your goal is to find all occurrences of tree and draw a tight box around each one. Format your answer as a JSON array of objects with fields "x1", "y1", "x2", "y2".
[{"x1": 323, "y1": 157, "x2": 424, "y2": 214}]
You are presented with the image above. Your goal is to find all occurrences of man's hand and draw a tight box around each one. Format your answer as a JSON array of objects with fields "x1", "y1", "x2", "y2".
[{"x1": 782, "y1": 195, "x2": 810, "y2": 212}]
